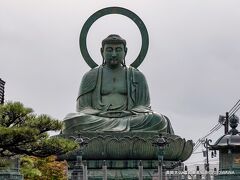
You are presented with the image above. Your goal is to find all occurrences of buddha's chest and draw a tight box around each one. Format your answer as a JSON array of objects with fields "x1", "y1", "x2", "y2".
[{"x1": 101, "y1": 68, "x2": 127, "y2": 95}]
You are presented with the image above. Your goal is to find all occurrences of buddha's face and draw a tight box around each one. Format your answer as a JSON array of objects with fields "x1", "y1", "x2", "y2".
[{"x1": 102, "y1": 43, "x2": 126, "y2": 68}]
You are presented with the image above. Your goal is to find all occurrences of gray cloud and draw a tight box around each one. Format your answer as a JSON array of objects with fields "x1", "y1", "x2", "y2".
[{"x1": 1, "y1": 0, "x2": 240, "y2": 165}]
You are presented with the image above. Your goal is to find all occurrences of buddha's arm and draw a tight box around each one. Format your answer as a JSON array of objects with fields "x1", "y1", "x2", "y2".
[
  {"x1": 76, "y1": 93, "x2": 101, "y2": 115},
  {"x1": 76, "y1": 68, "x2": 100, "y2": 115},
  {"x1": 129, "y1": 68, "x2": 152, "y2": 113}
]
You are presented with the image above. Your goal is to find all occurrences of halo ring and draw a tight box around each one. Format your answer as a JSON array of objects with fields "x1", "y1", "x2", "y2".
[{"x1": 79, "y1": 6, "x2": 149, "y2": 68}]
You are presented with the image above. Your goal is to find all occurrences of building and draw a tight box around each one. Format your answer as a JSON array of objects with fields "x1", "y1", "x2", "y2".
[{"x1": 210, "y1": 115, "x2": 240, "y2": 180}]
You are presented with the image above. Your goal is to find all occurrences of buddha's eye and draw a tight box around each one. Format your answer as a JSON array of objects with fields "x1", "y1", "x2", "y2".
[
  {"x1": 116, "y1": 47, "x2": 122, "y2": 52},
  {"x1": 106, "y1": 47, "x2": 113, "y2": 52}
]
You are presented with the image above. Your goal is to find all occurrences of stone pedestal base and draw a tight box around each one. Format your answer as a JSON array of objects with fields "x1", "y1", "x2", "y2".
[
  {"x1": 57, "y1": 131, "x2": 193, "y2": 179},
  {"x1": 58, "y1": 132, "x2": 193, "y2": 162}
]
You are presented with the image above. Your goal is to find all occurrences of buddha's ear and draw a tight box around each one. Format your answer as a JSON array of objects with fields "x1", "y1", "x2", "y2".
[
  {"x1": 100, "y1": 48, "x2": 104, "y2": 62},
  {"x1": 125, "y1": 47, "x2": 128, "y2": 56}
]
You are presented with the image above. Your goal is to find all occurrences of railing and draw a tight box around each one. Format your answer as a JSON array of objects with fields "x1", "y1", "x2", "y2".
[{"x1": 70, "y1": 159, "x2": 220, "y2": 180}]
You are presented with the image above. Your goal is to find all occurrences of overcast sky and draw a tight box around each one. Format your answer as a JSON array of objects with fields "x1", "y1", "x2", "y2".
[{"x1": 1, "y1": 0, "x2": 240, "y2": 167}]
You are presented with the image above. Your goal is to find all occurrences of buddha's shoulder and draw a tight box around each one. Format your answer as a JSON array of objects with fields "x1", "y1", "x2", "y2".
[
  {"x1": 82, "y1": 67, "x2": 99, "y2": 79},
  {"x1": 128, "y1": 66, "x2": 146, "y2": 80},
  {"x1": 80, "y1": 67, "x2": 100, "y2": 95}
]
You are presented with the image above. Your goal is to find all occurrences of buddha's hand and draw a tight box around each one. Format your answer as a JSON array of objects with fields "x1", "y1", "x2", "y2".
[
  {"x1": 98, "y1": 110, "x2": 133, "y2": 118},
  {"x1": 131, "y1": 106, "x2": 152, "y2": 114},
  {"x1": 80, "y1": 107, "x2": 101, "y2": 115}
]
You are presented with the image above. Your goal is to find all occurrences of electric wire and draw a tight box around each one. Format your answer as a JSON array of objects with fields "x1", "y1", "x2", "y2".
[
  {"x1": 193, "y1": 123, "x2": 222, "y2": 152},
  {"x1": 229, "y1": 104, "x2": 240, "y2": 118},
  {"x1": 227, "y1": 99, "x2": 240, "y2": 124},
  {"x1": 190, "y1": 100, "x2": 240, "y2": 167},
  {"x1": 193, "y1": 100, "x2": 240, "y2": 151},
  {"x1": 209, "y1": 122, "x2": 222, "y2": 132},
  {"x1": 194, "y1": 123, "x2": 221, "y2": 148},
  {"x1": 193, "y1": 100, "x2": 240, "y2": 152},
  {"x1": 229, "y1": 99, "x2": 240, "y2": 115}
]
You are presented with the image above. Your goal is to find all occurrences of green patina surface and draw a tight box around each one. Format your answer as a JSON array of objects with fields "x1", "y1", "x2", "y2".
[
  {"x1": 79, "y1": 7, "x2": 149, "y2": 69},
  {"x1": 58, "y1": 132, "x2": 193, "y2": 163},
  {"x1": 67, "y1": 159, "x2": 182, "y2": 170},
  {"x1": 59, "y1": 7, "x2": 194, "y2": 179},
  {"x1": 63, "y1": 34, "x2": 174, "y2": 134}
]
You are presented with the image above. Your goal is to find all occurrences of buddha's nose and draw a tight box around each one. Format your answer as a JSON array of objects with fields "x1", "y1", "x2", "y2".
[{"x1": 112, "y1": 51, "x2": 117, "y2": 57}]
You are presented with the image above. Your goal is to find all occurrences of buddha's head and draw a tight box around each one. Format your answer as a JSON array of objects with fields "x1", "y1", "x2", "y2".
[{"x1": 101, "y1": 34, "x2": 128, "y2": 68}]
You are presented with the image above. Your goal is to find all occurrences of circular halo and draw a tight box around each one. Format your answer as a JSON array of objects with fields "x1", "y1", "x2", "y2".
[{"x1": 79, "y1": 6, "x2": 149, "y2": 69}]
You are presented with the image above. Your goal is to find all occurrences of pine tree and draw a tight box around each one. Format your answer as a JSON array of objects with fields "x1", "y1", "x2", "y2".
[{"x1": 0, "y1": 101, "x2": 78, "y2": 157}]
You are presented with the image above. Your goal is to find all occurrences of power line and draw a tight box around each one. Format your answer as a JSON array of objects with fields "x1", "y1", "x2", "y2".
[
  {"x1": 193, "y1": 123, "x2": 222, "y2": 152},
  {"x1": 190, "y1": 100, "x2": 240, "y2": 169},
  {"x1": 229, "y1": 104, "x2": 240, "y2": 117},
  {"x1": 229, "y1": 99, "x2": 240, "y2": 115},
  {"x1": 193, "y1": 100, "x2": 239, "y2": 153},
  {"x1": 222, "y1": 99, "x2": 240, "y2": 134}
]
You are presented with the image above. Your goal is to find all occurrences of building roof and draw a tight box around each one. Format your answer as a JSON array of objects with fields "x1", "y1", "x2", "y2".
[
  {"x1": 210, "y1": 115, "x2": 240, "y2": 150},
  {"x1": 210, "y1": 134, "x2": 240, "y2": 150}
]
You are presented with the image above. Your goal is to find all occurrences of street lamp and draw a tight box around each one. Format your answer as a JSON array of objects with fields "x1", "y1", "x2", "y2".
[
  {"x1": 70, "y1": 134, "x2": 89, "y2": 180},
  {"x1": 152, "y1": 133, "x2": 169, "y2": 180}
]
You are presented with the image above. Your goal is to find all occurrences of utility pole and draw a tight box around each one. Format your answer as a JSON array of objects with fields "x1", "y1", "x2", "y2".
[
  {"x1": 0, "y1": 78, "x2": 5, "y2": 104},
  {"x1": 222, "y1": 100, "x2": 240, "y2": 135},
  {"x1": 225, "y1": 112, "x2": 229, "y2": 134},
  {"x1": 204, "y1": 139, "x2": 210, "y2": 174},
  {"x1": 203, "y1": 139, "x2": 217, "y2": 180}
]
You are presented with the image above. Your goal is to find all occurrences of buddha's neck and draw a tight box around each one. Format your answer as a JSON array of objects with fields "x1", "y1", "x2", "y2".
[{"x1": 104, "y1": 65, "x2": 125, "y2": 72}]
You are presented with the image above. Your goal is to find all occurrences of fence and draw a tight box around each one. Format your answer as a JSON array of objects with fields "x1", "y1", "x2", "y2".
[{"x1": 70, "y1": 160, "x2": 219, "y2": 180}]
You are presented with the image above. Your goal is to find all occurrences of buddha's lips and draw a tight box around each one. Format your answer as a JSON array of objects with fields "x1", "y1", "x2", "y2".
[{"x1": 110, "y1": 60, "x2": 119, "y2": 64}]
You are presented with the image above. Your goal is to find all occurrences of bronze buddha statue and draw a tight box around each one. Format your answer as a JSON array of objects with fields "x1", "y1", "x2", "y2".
[{"x1": 62, "y1": 35, "x2": 174, "y2": 134}]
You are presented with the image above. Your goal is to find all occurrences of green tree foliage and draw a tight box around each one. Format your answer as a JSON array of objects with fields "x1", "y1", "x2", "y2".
[
  {"x1": 20, "y1": 156, "x2": 68, "y2": 180},
  {"x1": 0, "y1": 101, "x2": 78, "y2": 157},
  {"x1": 0, "y1": 157, "x2": 11, "y2": 169}
]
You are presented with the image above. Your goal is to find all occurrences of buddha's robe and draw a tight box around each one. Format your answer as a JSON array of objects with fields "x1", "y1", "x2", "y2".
[{"x1": 63, "y1": 66, "x2": 174, "y2": 134}]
